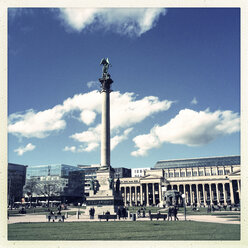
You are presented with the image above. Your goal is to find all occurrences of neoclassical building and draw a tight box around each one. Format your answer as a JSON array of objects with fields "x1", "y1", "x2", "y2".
[{"x1": 119, "y1": 156, "x2": 240, "y2": 207}]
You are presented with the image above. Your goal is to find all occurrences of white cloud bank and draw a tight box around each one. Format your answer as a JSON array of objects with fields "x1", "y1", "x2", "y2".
[
  {"x1": 14, "y1": 143, "x2": 36, "y2": 156},
  {"x1": 57, "y1": 8, "x2": 166, "y2": 36},
  {"x1": 132, "y1": 108, "x2": 240, "y2": 157},
  {"x1": 9, "y1": 89, "x2": 172, "y2": 152}
]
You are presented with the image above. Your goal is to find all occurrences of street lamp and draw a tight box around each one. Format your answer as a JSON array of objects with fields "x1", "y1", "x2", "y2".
[{"x1": 182, "y1": 194, "x2": 186, "y2": 221}]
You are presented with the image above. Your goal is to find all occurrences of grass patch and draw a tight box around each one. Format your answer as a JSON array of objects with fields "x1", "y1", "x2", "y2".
[{"x1": 8, "y1": 221, "x2": 240, "y2": 240}]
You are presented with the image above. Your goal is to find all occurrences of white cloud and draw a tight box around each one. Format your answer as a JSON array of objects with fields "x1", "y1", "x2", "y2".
[
  {"x1": 191, "y1": 97, "x2": 198, "y2": 105},
  {"x1": 63, "y1": 143, "x2": 99, "y2": 153},
  {"x1": 57, "y1": 8, "x2": 166, "y2": 36},
  {"x1": 80, "y1": 110, "x2": 96, "y2": 125},
  {"x1": 132, "y1": 108, "x2": 240, "y2": 156},
  {"x1": 9, "y1": 90, "x2": 173, "y2": 152},
  {"x1": 111, "y1": 128, "x2": 133, "y2": 150},
  {"x1": 14, "y1": 143, "x2": 36, "y2": 156},
  {"x1": 87, "y1": 81, "x2": 99, "y2": 89},
  {"x1": 63, "y1": 146, "x2": 76, "y2": 153},
  {"x1": 8, "y1": 106, "x2": 66, "y2": 138},
  {"x1": 69, "y1": 92, "x2": 173, "y2": 150}
]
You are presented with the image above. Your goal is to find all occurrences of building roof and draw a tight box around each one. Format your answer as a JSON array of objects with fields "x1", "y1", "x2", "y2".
[{"x1": 154, "y1": 155, "x2": 240, "y2": 169}]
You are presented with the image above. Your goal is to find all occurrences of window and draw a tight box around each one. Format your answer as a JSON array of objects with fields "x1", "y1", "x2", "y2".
[
  {"x1": 192, "y1": 171, "x2": 197, "y2": 176},
  {"x1": 199, "y1": 171, "x2": 203, "y2": 176},
  {"x1": 225, "y1": 169, "x2": 230, "y2": 175},
  {"x1": 169, "y1": 172, "x2": 173, "y2": 178},
  {"x1": 180, "y1": 172, "x2": 185, "y2": 177},
  {"x1": 218, "y1": 170, "x2": 223, "y2": 175},
  {"x1": 205, "y1": 171, "x2": 210, "y2": 176},
  {"x1": 165, "y1": 173, "x2": 168, "y2": 178},
  {"x1": 186, "y1": 172, "x2": 191, "y2": 177},
  {"x1": 211, "y1": 170, "x2": 216, "y2": 175},
  {"x1": 174, "y1": 172, "x2": 179, "y2": 177}
]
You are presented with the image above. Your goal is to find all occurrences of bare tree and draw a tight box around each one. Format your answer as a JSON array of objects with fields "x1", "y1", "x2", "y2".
[
  {"x1": 23, "y1": 178, "x2": 39, "y2": 206},
  {"x1": 36, "y1": 181, "x2": 62, "y2": 207}
]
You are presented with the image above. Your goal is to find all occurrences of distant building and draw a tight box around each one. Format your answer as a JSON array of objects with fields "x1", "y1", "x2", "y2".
[
  {"x1": 25, "y1": 164, "x2": 81, "y2": 204},
  {"x1": 63, "y1": 170, "x2": 85, "y2": 203},
  {"x1": 120, "y1": 156, "x2": 240, "y2": 207},
  {"x1": 77, "y1": 164, "x2": 100, "y2": 197},
  {"x1": 114, "y1": 167, "x2": 131, "y2": 178},
  {"x1": 27, "y1": 164, "x2": 80, "y2": 179},
  {"x1": 8, "y1": 163, "x2": 27, "y2": 206},
  {"x1": 131, "y1": 167, "x2": 150, "y2": 177}
]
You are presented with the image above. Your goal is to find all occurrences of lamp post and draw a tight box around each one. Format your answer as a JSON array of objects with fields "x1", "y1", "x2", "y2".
[{"x1": 182, "y1": 194, "x2": 186, "y2": 221}]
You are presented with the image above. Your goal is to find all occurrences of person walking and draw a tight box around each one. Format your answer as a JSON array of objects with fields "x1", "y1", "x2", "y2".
[
  {"x1": 174, "y1": 206, "x2": 179, "y2": 221},
  {"x1": 168, "y1": 207, "x2": 173, "y2": 221}
]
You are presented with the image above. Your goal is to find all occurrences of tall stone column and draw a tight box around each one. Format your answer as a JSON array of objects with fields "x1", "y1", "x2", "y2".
[
  {"x1": 159, "y1": 183, "x2": 162, "y2": 204},
  {"x1": 189, "y1": 184, "x2": 192, "y2": 205},
  {"x1": 99, "y1": 77, "x2": 113, "y2": 169},
  {"x1": 223, "y1": 183, "x2": 227, "y2": 205},
  {"x1": 152, "y1": 183, "x2": 155, "y2": 205},
  {"x1": 209, "y1": 184, "x2": 213, "y2": 205},
  {"x1": 203, "y1": 184, "x2": 206, "y2": 206},
  {"x1": 216, "y1": 183, "x2": 220, "y2": 204},
  {"x1": 237, "y1": 180, "x2": 241, "y2": 201},
  {"x1": 124, "y1": 187, "x2": 127, "y2": 206},
  {"x1": 196, "y1": 184, "x2": 199, "y2": 206},
  {"x1": 146, "y1": 184, "x2": 149, "y2": 206},
  {"x1": 140, "y1": 185, "x2": 143, "y2": 206},
  {"x1": 229, "y1": 181, "x2": 235, "y2": 204},
  {"x1": 135, "y1": 186, "x2": 137, "y2": 206}
]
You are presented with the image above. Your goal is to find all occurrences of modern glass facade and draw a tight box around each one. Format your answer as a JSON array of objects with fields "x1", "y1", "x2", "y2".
[{"x1": 26, "y1": 164, "x2": 80, "y2": 179}]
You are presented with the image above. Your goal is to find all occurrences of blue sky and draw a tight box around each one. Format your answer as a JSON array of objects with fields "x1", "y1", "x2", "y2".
[{"x1": 8, "y1": 8, "x2": 240, "y2": 168}]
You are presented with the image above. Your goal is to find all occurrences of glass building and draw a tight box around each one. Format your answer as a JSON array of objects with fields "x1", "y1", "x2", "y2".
[{"x1": 26, "y1": 164, "x2": 80, "y2": 179}]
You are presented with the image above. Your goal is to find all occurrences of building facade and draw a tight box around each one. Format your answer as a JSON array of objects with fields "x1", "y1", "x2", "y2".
[
  {"x1": 8, "y1": 163, "x2": 27, "y2": 206},
  {"x1": 119, "y1": 156, "x2": 241, "y2": 207},
  {"x1": 25, "y1": 164, "x2": 81, "y2": 203},
  {"x1": 131, "y1": 167, "x2": 150, "y2": 177}
]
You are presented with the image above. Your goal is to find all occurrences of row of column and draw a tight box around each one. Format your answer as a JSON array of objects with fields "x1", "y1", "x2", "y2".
[
  {"x1": 169, "y1": 180, "x2": 240, "y2": 206},
  {"x1": 121, "y1": 183, "x2": 162, "y2": 207},
  {"x1": 121, "y1": 180, "x2": 240, "y2": 207}
]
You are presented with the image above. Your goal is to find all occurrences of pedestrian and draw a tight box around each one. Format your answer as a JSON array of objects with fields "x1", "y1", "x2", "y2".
[
  {"x1": 143, "y1": 209, "x2": 146, "y2": 218},
  {"x1": 89, "y1": 208, "x2": 93, "y2": 219},
  {"x1": 174, "y1": 207, "x2": 179, "y2": 221},
  {"x1": 168, "y1": 207, "x2": 173, "y2": 221},
  {"x1": 149, "y1": 209, "x2": 151, "y2": 217},
  {"x1": 117, "y1": 207, "x2": 121, "y2": 220},
  {"x1": 92, "y1": 207, "x2": 95, "y2": 219},
  {"x1": 122, "y1": 207, "x2": 127, "y2": 219}
]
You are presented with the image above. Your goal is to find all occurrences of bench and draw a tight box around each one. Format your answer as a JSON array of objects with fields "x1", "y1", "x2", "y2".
[
  {"x1": 150, "y1": 214, "x2": 167, "y2": 221},
  {"x1": 47, "y1": 215, "x2": 65, "y2": 222},
  {"x1": 98, "y1": 214, "x2": 117, "y2": 221}
]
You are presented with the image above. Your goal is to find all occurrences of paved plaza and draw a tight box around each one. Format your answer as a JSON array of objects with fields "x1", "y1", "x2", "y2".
[{"x1": 8, "y1": 211, "x2": 240, "y2": 225}]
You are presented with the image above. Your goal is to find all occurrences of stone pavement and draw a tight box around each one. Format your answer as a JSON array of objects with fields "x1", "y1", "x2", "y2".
[{"x1": 8, "y1": 212, "x2": 240, "y2": 225}]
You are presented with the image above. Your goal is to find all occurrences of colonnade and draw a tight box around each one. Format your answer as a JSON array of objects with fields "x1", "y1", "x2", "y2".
[
  {"x1": 120, "y1": 180, "x2": 240, "y2": 207},
  {"x1": 167, "y1": 180, "x2": 240, "y2": 206},
  {"x1": 121, "y1": 182, "x2": 162, "y2": 206}
]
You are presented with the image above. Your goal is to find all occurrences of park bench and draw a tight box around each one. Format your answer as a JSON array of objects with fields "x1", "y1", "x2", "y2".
[
  {"x1": 150, "y1": 213, "x2": 167, "y2": 221},
  {"x1": 47, "y1": 215, "x2": 65, "y2": 222},
  {"x1": 98, "y1": 214, "x2": 117, "y2": 221}
]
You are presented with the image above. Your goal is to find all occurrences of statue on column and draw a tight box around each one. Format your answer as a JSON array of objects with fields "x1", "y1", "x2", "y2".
[{"x1": 100, "y1": 58, "x2": 111, "y2": 79}]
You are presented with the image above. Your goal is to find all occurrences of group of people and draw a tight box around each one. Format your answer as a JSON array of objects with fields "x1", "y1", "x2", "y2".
[
  {"x1": 117, "y1": 207, "x2": 127, "y2": 220},
  {"x1": 167, "y1": 206, "x2": 179, "y2": 221},
  {"x1": 137, "y1": 207, "x2": 147, "y2": 218}
]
